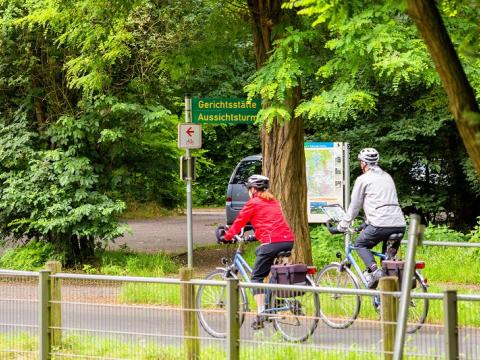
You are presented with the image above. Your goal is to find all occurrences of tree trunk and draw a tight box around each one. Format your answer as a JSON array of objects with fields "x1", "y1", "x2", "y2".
[
  {"x1": 247, "y1": 0, "x2": 312, "y2": 264},
  {"x1": 407, "y1": 0, "x2": 480, "y2": 175}
]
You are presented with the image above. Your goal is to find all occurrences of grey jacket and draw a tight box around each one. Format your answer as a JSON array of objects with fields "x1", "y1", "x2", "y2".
[{"x1": 339, "y1": 166, "x2": 406, "y2": 229}]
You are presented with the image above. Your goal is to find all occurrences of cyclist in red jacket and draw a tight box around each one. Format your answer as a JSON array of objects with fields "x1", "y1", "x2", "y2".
[{"x1": 216, "y1": 174, "x2": 295, "y2": 329}]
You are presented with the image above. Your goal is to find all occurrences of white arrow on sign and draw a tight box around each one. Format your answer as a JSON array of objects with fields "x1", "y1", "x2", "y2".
[{"x1": 178, "y1": 123, "x2": 202, "y2": 149}]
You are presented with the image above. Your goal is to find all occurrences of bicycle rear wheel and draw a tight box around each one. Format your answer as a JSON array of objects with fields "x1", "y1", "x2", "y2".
[
  {"x1": 196, "y1": 269, "x2": 248, "y2": 338},
  {"x1": 315, "y1": 263, "x2": 361, "y2": 329},
  {"x1": 406, "y1": 272, "x2": 429, "y2": 334},
  {"x1": 270, "y1": 276, "x2": 320, "y2": 342}
]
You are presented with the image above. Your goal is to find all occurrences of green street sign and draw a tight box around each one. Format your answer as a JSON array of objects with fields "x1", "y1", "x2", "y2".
[{"x1": 192, "y1": 97, "x2": 261, "y2": 124}]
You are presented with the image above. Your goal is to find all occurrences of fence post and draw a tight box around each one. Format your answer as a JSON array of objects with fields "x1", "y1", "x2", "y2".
[
  {"x1": 226, "y1": 278, "x2": 240, "y2": 360},
  {"x1": 39, "y1": 270, "x2": 51, "y2": 360},
  {"x1": 444, "y1": 290, "x2": 459, "y2": 360},
  {"x1": 45, "y1": 261, "x2": 62, "y2": 347},
  {"x1": 380, "y1": 276, "x2": 399, "y2": 360},
  {"x1": 180, "y1": 268, "x2": 199, "y2": 360},
  {"x1": 393, "y1": 214, "x2": 422, "y2": 360}
]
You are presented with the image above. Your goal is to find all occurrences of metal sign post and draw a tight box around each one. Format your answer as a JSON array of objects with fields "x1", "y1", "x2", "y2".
[
  {"x1": 343, "y1": 142, "x2": 350, "y2": 210},
  {"x1": 180, "y1": 95, "x2": 199, "y2": 268}
]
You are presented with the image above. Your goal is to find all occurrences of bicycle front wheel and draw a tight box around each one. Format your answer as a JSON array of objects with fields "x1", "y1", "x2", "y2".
[
  {"x1": 196, "y1": 269, "x2": 248, "y2": 338},
  {"x1": 406, "y1": 272, "x2": 429, "y2": 334},
  {"x1": 315, "y1": 263, "x2": 361, "y2": 329},
  {"x1": 270, "y1": 276, "x2": 320, "y2": 342}
]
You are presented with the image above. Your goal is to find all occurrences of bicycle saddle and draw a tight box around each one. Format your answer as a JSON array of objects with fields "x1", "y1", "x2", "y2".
[
  {"x1": 388, "y1": 233, "x2": 403, "y2": 241},
  {"x1": 276, "y1": 251, "x2": 291, "y2": 258}
]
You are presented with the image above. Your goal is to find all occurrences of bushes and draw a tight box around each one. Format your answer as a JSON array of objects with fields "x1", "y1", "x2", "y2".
[
  {"x1": 310, "y1": 225, "x2": 344, "y2": 269},
  {"x1": 0, "y1": 240, "x2": 63, "y2": 270}
]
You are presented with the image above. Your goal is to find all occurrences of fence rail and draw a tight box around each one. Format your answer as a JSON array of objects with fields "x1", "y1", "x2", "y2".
[{"x1": 401, "y1": 240, "x2": 480, "y2": 248}]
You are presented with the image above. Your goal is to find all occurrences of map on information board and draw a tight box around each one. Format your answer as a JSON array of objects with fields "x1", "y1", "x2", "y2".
[{"x1": 305, "y1": 142, "x2": 346, "y2": 223}]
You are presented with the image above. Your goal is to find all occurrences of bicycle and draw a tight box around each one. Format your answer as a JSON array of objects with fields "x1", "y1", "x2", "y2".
[
  {"x1": 315, "y1": 205, "x2": 429, "y2": 334},
  {"x1": 196, "y1": 227, "x2": 320, "y2": 342}
]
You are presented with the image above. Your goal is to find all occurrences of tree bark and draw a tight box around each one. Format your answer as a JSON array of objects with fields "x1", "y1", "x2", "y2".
[
  {"x1": 407, "y1": 0, "x2": 480, "y2": 175},
  {"x1": 247, "y1": 0, "x2": 312, "y2": 264}
]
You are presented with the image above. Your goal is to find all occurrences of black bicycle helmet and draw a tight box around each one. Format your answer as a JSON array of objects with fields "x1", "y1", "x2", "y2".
[
  {"x1": 358, "y1": 148, "x2": 379, "y2": 165},
  {"x1": 245, "y1": 174, "x2": 269, "y2": 190}
]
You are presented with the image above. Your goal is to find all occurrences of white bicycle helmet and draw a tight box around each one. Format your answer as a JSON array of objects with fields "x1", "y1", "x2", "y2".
[
  {"x1": 245, "y1": 174, "x2": 269, "y2": 190},
  {"x1": 358, "y1": 148, "x2": 379, "y2": 165}
]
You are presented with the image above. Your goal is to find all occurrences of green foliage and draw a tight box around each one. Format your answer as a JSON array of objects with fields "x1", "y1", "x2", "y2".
[
  {"x1": 119, "y1": 283, "x2": 179, "y2": 305},
  {"x1": 0, "y1": 240, "x2": 62, "y2": 270},
  {"x1": 93, "y1": 249, "x2": 180, "y2": 276},
  {"x1": 245, "y1": 27, "x2": 318, "y2": 128},
  {"x1": 468, "y1": 217, "x2": 480, "y2": 243},
  {"x1": 296, "y1": 83, "x2": 377, "y2": 123},
  {"x1": 423, "y1": 224, "x2": 468, "y2": 242},
  {"x1": 310, "y1": 225, "x2": 343, "y2": 269},
  {"x1": 288, "y1": 0, "x2": 480, "y2": 229},
  {"x1": 414, "y1": 223, "x2": 480, "y2": 284},
  {"x1": 0, "y1": 331, "x2": 398, "y2": 359},
  {"x1": 0, "y1": 115, "x2": 128, "y2": 264}
]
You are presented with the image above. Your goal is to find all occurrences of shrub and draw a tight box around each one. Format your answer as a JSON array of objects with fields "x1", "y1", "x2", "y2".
[
  {"x1": 310, "y1": 225, "x2": 343, "y2": 269},
  {"x1": 422, "y1": 224, "x2": 468, "y2": 242},
  {"x1": 0, "y1": 240, "x2": 63, "y2": 270}
]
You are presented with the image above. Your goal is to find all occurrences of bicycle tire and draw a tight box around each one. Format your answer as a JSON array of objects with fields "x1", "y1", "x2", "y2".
[
  {"x1": 406, "y1": 271, "x2": 429, "y2": 334},
  {"x1": 196, "y1": 269, "x2": 248, "y2": 338},
  {"x1": 315, "y1": 263, "x2": 362, "y2": 329},
  {"x1": 270, "y1": 276, "x2": 320, "y2": 342}
]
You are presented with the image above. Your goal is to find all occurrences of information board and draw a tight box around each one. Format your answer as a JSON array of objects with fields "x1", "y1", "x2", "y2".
[{"x1": 305, "y1": 142, "x2": 346, "y2": 223}]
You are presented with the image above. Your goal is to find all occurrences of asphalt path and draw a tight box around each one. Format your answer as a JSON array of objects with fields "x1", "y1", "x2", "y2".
[{"x1": 109, "y1": 210, "x2": 226, "y2": 254}]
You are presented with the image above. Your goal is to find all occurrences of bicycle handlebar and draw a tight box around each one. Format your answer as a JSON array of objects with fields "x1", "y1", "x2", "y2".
[{"x1": 232, "y1": 232, "x2": 257, "y2": 243}]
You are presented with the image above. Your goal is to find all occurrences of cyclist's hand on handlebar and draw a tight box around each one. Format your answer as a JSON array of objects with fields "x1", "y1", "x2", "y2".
[
  {"x1": 355, "y1": 222, "x2": 367, "y2": 232},
  {"x1": 245, "y1": 234, "x2": 257, "y2": 242},
  {"x1": 215, "y1": 225, "x2": 228, "y2": 243},
  {"x1": 217, "y1": 235, "x2": 231, "y2": 244},
  {"x1": 326, "y1": 220, "x2": 344, "y2": 235}
]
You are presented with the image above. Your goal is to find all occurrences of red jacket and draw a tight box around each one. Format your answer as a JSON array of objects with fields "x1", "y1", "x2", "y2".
[{"x1": 224, "y1": 195, "x2": 295, "y2": 244}]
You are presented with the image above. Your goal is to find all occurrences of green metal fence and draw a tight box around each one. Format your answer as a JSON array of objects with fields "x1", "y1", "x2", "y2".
[{"x1": 1, "y1": 268, "x2": 479, "y2": 359}]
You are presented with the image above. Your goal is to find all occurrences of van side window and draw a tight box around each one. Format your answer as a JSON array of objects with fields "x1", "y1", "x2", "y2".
[{"x1": 231, "y1": 160, "x2": 262, "y2": 184}]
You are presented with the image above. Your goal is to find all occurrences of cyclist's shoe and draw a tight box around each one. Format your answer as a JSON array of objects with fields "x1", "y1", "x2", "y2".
[
  {"x1": 251, "y1": 314, "x2": 267, "y2": 330},
  {"x1": 367, "y1": 269, "x2": 385, "y2": 289},
  {"x1": 364, "y1": 270, "x2": 373, "y2": 286}
]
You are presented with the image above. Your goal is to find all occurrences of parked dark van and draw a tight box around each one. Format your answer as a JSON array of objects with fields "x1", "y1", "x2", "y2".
[{"x1": 225, "y1": 154, "x2": 262, "y2": 224}]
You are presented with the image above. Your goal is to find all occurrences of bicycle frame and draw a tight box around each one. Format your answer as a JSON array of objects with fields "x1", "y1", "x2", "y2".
[
  {"x1": 343, "y1": 231, "x2": 393, "y2": 288},
  {"x1": 342, "y1": 230, "x2": 427, "y2": 290}
]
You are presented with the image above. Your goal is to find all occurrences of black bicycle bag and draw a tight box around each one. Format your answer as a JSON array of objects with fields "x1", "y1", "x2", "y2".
[
  {"x1": 270, "y1": 264, "x2": 308, "y2": 297},
  {"x1": 382, "y1": 260, "x2": 416, "y2": 289}
]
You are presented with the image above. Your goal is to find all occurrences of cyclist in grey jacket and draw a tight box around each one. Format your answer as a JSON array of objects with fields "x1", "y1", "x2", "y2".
[{"x1": 337, "y1": 148, "x2": 406, "y2": 288}]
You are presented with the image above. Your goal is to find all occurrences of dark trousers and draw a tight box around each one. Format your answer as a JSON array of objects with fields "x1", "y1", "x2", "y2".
[
  {"x1": 251, "y1": 241, "x2": 294, "y2": 294},
  {"x1": 355, "y1": 225, "x2": 405, "y2": 269}
]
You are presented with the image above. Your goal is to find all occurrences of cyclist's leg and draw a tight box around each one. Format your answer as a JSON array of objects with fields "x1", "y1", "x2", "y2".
[
  {"x1": 251, "y1": 242, "x2": 294, "y2": 312},
  {"x1": 250, "y1": 242, "x2": 293, "y2": 329},
  {"x1": 355, "y1": 225, "x2": 383, "y2": 270},
  {"x1": 381, "y1": 227, "x2": 406, "y2": 259},
  {"x1": 356, "y1": 226, "x2": 389, "y2": 288}
]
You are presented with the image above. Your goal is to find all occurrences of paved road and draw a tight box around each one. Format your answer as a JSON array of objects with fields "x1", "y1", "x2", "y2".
[{"x1": 109, "y1": 211, "x2": 225, "y2": 254}]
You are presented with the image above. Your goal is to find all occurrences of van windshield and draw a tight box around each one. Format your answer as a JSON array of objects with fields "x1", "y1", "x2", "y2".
[{"x1": 230, "y1": 160, "x2": 262, "y2": 184}]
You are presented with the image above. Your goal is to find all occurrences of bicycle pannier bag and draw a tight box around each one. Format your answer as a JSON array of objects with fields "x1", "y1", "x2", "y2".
[
  {"x1": 270, "y1": 264, "x2": 308, "y2": 298},
  {"x1": 382, "y1": 260, "x2": 416, "y2": 289}
]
